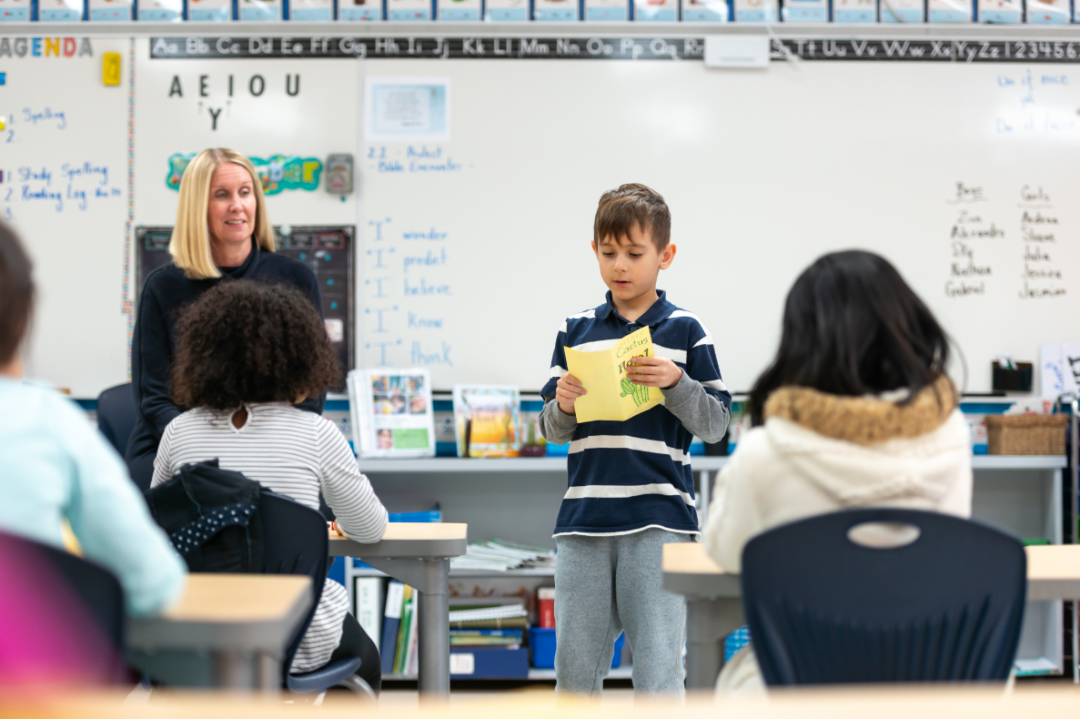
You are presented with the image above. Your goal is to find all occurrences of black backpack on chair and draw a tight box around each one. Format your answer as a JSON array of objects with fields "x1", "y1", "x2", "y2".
[{"x1": 144, "y1": 458, "x2": 265, "y2": 572}]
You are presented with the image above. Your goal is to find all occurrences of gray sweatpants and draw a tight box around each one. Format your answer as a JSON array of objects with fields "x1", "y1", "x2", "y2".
[{"x1": 554, "y1": 529, "x2": 693, "y2": 697}]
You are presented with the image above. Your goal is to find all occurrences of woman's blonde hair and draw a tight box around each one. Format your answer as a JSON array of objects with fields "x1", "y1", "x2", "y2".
[{"x1": 169, "y1": 148, "x2": 275, "y2": 280}]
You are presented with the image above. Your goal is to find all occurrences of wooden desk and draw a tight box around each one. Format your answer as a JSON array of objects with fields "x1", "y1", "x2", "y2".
[
  {"x1": 330, "y1": 522, "x2": 467, "y2": 699},
  {"x1": 11, "y1": 684, "x2": 1080, "y2": 719},
  {"x1": 663, "y1": 542, "x2": 1080, "y2": 689},
  {"x1": 128, "y1": 575, "x2": 312, "y2": 691}
]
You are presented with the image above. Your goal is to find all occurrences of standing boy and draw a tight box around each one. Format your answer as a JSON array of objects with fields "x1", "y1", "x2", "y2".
[{"x1": 538, "y1": 184, "x2": 731, "y2": 696}]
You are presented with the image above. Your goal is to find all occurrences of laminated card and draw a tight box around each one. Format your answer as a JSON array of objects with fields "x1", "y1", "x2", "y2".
[
  {"x1": 387, "y1": 0, "x2": 431, "y2": 21},
  {"x1": 239, "y1": 0, "x2": 281, "y2": 20},
  {"x1": 534, "y1": 0, "x2": 578, "y2": 21},
  {"x1": 682, "y1": 0, "x2": 729, "y2": 22},
  {"x1": 89, "y1": 0, "x2": 131, "y2": 20},
  {"x1": 781, "y1": 0, "x2": 826, "y2": 21},
  {"x1": 0, "y1": 0, "x2": 31, "y2": 22},
  {"x1": 880, "y1": 0, "x2": 922, "y2": 21},
  {"x1": 290, "y1": 0, "x2": 332, "y2": 19},
  {"x1": 138, "y1": 0, "x2": 182, "y2": 20},
  {"x1": 979, "y1": 0, "x2": 1021, "y2": 22},
  {"x1": 188, "y1": 0, "x2": 231, "y2": 19},
  {"x1": 564, "y1": 326, "x2": 663, "y2": 424},
  {"x1": 340, "y1": 0, "x2": 382, "y2": 20},
  {"x1": 438, "y1": 0, "x2": 480, "y2": 20},
  {"x1": 585, "y1": 0, "x2": 629, "y2": 20},
  {"x1": 733, "y1": 0, "x2": 777, "y2": 21},
  {"x1": 635, "y1": 0, "x2": 676, "y2": 20},
  {"x1": 1027, "y1": 0, "x2": 1068, "y2": 21},
  {"x1": 485, "y1": 0, "x2": 527, "y2": 18},
  {"x1": 928, "y1": 0, "x2": 972, "y2": 22},
  {"x1": 834, "y1": 0, "x2": 874, "y2": 21}
]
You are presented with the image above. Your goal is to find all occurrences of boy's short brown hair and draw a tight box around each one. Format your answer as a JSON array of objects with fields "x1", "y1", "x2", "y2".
[{"x1": 593, "y1": 183, "x2": 671, "y2": 251}]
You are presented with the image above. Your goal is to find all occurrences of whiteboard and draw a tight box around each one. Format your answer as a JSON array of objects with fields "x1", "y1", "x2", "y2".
[
  {"x1": 3, "y1": 38, "x2": 132, "y2": 396},
  {"x1": 358, "y1": 59, "x2": 1080, "y2": 394}
]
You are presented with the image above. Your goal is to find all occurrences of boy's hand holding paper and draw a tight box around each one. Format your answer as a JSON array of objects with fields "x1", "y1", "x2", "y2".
[{"x1": 564, "y1": 326, "x2": 665, "y2": 423}]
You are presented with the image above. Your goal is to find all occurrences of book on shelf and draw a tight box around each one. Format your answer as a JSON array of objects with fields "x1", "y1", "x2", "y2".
[
  {"x1": 394, "y1": 585, "x2": 416, "y2": 675},
  {"x1": 380, "y1": 580, "x2": 405, "y2": 676},
  {"x1": 452, "y1": 385, "x2": 522, "y2": 457},
  {"x1": 354, "y1": 577, "x2": 386, "y2": 652},
  {"x1": 348, "y1": 368, "x2": 436, "y2": 458}
]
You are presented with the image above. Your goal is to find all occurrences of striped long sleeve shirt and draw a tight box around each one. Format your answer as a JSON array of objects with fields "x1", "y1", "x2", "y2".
[
  {"x1": 538, "y1": 291, "x2": 732, "y2": 536},
  {"x1": 152, "y1": 403, "x2": 388, "y2": 673}
]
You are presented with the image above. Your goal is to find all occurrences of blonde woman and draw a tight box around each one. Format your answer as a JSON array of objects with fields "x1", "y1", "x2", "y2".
[{"x1": 126, "y1": 148, "x2": 324, "y2": 490}]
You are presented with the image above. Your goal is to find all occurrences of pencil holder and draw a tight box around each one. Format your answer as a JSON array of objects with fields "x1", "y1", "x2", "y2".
[{"x1": 991, "y1": 362, "x2": 1033, "y2": 393}]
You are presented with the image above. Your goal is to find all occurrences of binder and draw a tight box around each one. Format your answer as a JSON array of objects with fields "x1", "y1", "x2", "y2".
[{"x1": 380, "y1": 580, "x2": 405, "y2": 675}]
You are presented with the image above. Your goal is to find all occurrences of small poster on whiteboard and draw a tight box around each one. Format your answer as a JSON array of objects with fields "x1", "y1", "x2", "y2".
[
  {"x1": 485, "y1": 0, "x2": 528, "y2": 19},
  {"x1": 1027, "y1": 0, "x2": 1068, "y2": 22},
  {"x1": 348, "y1": 369, "x2": 436, "y2": 458},
  {"x1": 139, "y1": 0, "x2": 182, "y2": 20},
  {"x1": 340, "y1": 0, "x2": 383, "y2": 19},
  {"x1": 880, "y1": 0, "x2": 922, "y2": 21},
  {"x1": 0, "y1": 0, "x2": 32, "y2": 21},
  {"x1": 239, "y1": 0, "x2": 282, "y2": 20},
  {"x1": 634, "y1": 0, "x2": 676, "y2": 19},
  {"x1": 585, "y1": 0, "x2": 628, "y2": 19},
  {"x1": 88, "y1": 0, "x2": 132, "y2": 20},
  {"x1": 188, "y1": 0, "x2": 232, "y2": 20},
  {"x1": 534, "y1": 0, "x2": 578, "y2": 20},
  {"x1": 387, "y1": 0, "x2": 431, "y2": 20},
  {"x1": 291, "y1": 0, "x2": 332, "y2": 19},
  {"x1": 365, "y1": 77, "x2": 450, "y2": 143},
  {"x1": 733, "y1": 0, "x2": 777, "y2": 21},
  {"x1": 978, "y1": 0, "x2": 1021, "y2": 21},
  {"x1": 1041, "y1": 342, "x2": 1080, "y2": 400},
  {"x1": 438, "y1": 0, "x2": 481, "y2": 20}
]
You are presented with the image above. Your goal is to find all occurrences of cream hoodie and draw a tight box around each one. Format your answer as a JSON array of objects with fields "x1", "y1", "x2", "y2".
[{"x1": 702, "y1": 376, "x2": 973, "y2": 691}]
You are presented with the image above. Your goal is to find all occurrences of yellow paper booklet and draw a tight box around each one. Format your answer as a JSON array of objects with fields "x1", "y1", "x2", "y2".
[{"x1": 564, "y1": 326, "x2": 663, "y2": 423}]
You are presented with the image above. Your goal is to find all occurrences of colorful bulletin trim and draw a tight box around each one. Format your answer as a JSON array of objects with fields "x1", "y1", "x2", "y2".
[
  {"x1": 124, "y1": 37, "x2": 136, "y2": 379},
  {"x1": 150, "y1": 36, "x2": 1080, "y2": 64},
  {"x1": 165, "y1": 153, "x2": 322, "y2": 195}
]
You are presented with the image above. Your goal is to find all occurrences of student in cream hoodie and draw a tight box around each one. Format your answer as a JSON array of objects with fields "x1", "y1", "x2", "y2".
[{"x1": 703, "y1": 250, "x2": 973, "y2": 693}]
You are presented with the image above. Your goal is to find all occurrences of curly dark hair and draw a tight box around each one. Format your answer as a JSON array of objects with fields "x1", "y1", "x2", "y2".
[{"x1": 170, "y1": 280, "x2": 339, "y2": 410}]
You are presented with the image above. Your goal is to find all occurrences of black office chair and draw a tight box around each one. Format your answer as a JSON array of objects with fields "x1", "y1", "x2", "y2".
[
  {"x1": 740, "y1": 508, "x2": 1027, "y2": 685},
  {"x1": 258, "y1": 492, "x2": 372, "y2": 699},
  {"x1": 96, "y1": 383, "x2": 137, "y2": 458},
  {"x1": 0, "y1": 529, "x2": 127, "y2": 685}
]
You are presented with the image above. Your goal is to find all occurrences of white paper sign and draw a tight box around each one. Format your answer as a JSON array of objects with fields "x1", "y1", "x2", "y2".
[
  {"x1": 365, "y1": 77, "x2": 450, "y2": 143},
  {"x1": 1041, "y1": 342, "x2": 1080, "y2": 399}
]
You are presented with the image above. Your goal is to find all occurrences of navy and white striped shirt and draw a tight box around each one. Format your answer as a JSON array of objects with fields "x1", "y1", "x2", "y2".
[{"x1": 540, "y1": 291, "x2": 732, "y2": 536}]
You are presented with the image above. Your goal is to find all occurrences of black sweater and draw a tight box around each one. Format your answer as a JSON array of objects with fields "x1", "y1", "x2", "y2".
[{"x1": 127, "y1": 241, "x2": 325, "y2": 470}]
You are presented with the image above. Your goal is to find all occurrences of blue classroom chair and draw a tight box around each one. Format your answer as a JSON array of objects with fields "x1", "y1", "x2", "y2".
[
  {"x1": 96, "y1": 382, "x2": 137, "y2": 459},
  {"x1": 740, "y1": 508, "x2": 1026, "y2": 685},
  {"x1": 259, "y1": 492, "x2": 374, "y2": 699}
]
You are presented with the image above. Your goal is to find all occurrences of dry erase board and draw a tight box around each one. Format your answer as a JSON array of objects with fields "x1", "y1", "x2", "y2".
[
  {"x1": 355, "y1": 59, "x2": 1080, "y2": 393},
  {"x1": 1, "y1": 37, "x2": 132, "y2": 395},
  {"x1": 10, "y1": 35, "x2": 1080, "y2": 397}
]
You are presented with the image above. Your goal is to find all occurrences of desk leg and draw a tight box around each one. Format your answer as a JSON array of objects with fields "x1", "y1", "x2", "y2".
[
  {"x1": 417, "y1": 558, "x2": 451, "y2": 700},
  {"x1": 212, "y1": 652, "x2": 258, "y2": 690},
  {"x1": 685, "y1": 597, "x2": 745, "y2": 691}
]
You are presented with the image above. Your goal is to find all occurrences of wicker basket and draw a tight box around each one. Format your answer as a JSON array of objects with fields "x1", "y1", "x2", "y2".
[{"x1": 985, "y1": 414, "x2": 1068, "y2": 456}]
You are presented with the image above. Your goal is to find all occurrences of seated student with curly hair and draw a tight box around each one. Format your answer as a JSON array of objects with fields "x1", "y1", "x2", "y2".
[{"x1": 151, "y1": 280, "x2": 388, "y2": 693}]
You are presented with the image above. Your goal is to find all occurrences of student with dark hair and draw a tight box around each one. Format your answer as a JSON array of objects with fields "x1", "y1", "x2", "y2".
[
  {"x1": 702, "y1": 250, "x2": 973, "y2": 692},
  {"x1": 151, "y1": 279, "x2": 387, "y2": 692},
  {"x1": 0, "y1": 221, "x2": 186, "y2": 618}
]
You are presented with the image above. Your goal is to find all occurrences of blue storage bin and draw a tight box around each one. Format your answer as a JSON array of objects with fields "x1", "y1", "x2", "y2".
[{"x1": 529, "y1": 627, "x2": 624, "y2": 669}]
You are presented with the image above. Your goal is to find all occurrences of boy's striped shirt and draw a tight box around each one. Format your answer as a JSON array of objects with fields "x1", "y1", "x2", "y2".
[{"x1": 541, "y1": 291, "x2": 732, "y2": 536}]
